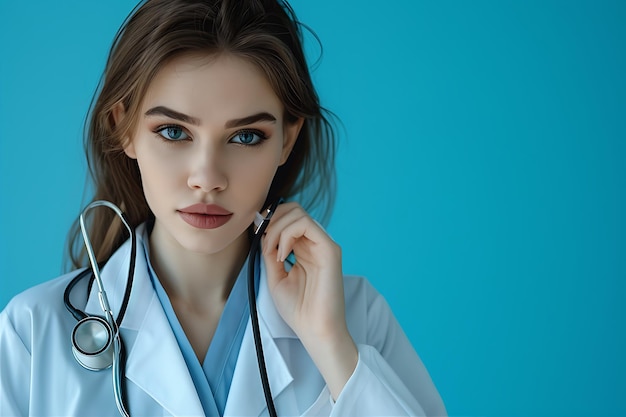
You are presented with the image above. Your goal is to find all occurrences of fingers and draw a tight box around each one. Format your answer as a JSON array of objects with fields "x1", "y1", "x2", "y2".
[
  {"x1": 262, "y1": 202, "x2": 336, "y2": 263},
  {"x1": 260, "y1": 202, "x2": 347, "y2": 345},
  {"x1": 262, "y1": 244, "x2": 288, "y2": 291}
]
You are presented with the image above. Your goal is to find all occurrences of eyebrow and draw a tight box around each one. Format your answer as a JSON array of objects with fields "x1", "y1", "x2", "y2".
[
  {"x1": 145, "y1": 106, "x2": 200, "y2": 125},
  {"x1": 144, "y1": 106, "x2": 277, "y2": 128},
  {"x1": 225, "y1": 112, "x2": 277, "y2": 128}
]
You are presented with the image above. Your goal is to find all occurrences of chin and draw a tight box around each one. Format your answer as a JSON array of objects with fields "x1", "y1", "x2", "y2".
[{"x1": 176, "y1": 226, "x2": 250, "y2": 256}]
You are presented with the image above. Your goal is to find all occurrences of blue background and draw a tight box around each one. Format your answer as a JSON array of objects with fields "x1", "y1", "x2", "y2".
[{"x1": 1, "y1": 1, "x2": 624, "y2": 416}]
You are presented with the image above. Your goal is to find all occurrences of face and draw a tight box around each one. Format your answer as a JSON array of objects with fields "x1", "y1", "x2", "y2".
[{"x1": 121, "y1": 53, "x2": 301, "y2": 256}]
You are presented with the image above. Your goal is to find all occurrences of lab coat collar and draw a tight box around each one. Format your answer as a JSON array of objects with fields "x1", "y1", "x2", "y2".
[
  {"x1": 84, "y1": 224, "x2": 204, "y2": 416},
  {"x1": 255, "y1": 259, "x2": 298, "y2": 340},
  {"x1": 84, "y1": 223, "x2": 154, "y2": 331},
  {"x1": 125, "y1": 292, "x2": 205, "y2": 416},
  {"x1": 84, "y1": 224, "x2": 301, "y2": 416},
  {"x1": 224, "y1": 260, "x2": 297, "y2": 417}
]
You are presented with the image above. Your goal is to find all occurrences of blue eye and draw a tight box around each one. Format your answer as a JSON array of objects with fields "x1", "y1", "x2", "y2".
[
  {"x1": 230, "y1": 130, "x2": 266, "y2": 146},
  {"x1": 156, "y1": 125, "x2": 189, "y2": 141}
]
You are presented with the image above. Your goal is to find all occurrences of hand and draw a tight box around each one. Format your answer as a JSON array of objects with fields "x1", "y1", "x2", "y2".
[{"x1": 262, "y1": 202, "x2": 358, "y2": 399}]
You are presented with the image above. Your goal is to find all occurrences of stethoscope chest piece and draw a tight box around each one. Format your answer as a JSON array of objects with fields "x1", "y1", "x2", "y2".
[{"x1": 71, "y1": 316, "x2": 114, "y2": 371}]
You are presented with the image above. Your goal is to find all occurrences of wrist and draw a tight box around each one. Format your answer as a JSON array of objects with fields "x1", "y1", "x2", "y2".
[{"x1": 300, "y1": 328, "x2": 358, "y2": 401}]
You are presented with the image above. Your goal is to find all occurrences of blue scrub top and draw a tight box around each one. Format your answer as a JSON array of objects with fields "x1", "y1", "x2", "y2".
[{"x1": 142, "y1": 238, "x2": 257, "y2": 417}]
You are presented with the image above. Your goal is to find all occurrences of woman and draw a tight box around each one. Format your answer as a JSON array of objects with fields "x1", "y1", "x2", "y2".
[{"x1": 0, "y1": 0, "x2": 446, "y2": 415}]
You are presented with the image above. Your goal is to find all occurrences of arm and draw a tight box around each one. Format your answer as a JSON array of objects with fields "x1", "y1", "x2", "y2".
[
  {"x1": 332, "y1": 282, "x2": 447, "y2": 416},
  {"x1": 261, "y1": 202, "x2": 446, "y2": 416},
  {"x1": 262, "y1": 202, "x2": 358, "y2": 400}
]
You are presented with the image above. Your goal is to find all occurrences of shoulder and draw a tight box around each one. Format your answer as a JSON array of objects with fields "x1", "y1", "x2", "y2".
[
  {"x1": 343, "y1": 274, "x2": 381, "y2": 300},
  {"x1": 3, "y1": 270, "x2": 82, "y2": 314},
  {"x1": 1, "y1": 270, "x2": 86, "y2": 342},
  {"x1": 343, "y1": 274, "x2": 392, "y2": 312},
  {"x1": 342, "y1": 275, "x2": 397, "y2": 346}
]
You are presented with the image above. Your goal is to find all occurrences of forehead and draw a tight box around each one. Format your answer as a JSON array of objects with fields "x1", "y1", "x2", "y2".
[{"x1": 141, "y1": 53, "x2": 284, "y2": 122}]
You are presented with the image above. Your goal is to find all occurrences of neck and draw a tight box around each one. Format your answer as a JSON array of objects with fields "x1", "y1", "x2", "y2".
[{"x1": 148, "y1": 223, "x2": 251, "y2": 307}]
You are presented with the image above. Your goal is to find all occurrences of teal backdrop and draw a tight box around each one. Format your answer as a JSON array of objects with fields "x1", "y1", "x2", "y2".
[{"x1": 1, "y1": 1, "x2": 624, "y2": 416}]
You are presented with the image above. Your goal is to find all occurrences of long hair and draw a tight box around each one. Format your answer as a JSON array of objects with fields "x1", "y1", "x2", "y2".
[{"x1": 66, "y1": 0, "x2": 337, "y2": 270}]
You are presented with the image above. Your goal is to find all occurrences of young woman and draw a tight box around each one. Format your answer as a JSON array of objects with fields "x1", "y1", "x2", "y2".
[{"x1": 0, "y1": 0, "x2": 446, "y2": 416}]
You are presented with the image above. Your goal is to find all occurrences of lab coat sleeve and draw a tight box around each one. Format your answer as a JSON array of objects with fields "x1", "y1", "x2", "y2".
[
  {"x1": 330, "y1": 279, "x2": 447, "y2": 417},
  {"x1": 0, "y1": 308, "x2": 32, "y2": 417}
]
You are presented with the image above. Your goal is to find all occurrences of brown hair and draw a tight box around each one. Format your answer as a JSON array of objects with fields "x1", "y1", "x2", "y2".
[{"x1": 66, "y1": 0, "x2": 337, "y2": 270}]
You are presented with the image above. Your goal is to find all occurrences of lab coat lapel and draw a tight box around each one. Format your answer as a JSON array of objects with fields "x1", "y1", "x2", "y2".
[
  {"x1": 125, "y1": 293, "x2": 204, "y2": 416},
  {"x1": 224, "y1": 261, "x2": 297, "y2": 417},
  {"x1": 84, "y1": 225, "x2": 204, "y2": 416}
]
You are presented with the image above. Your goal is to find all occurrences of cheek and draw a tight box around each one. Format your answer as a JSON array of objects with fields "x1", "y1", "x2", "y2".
[
  {"x1": 234, "y1": 157, "x2": 278, "y2": 189},
  {"x1": 137, "y1": 156, "x2": 175, "y2": 186},
  {"x1": 134, "y1": 145, "x2": 187, "y2": 200},
  {"x1": 244, "y1": 153, "x2": 279, "y2": 176},
  {"x1": 229, "y1": 147, "x2": 283, "y2": 196}
]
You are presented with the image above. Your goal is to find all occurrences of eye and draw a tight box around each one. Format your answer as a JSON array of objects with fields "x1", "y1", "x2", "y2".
[
  {"x1": 155, "y1": 125, "x2": 190, "y2": 141},
  {"x1": 229, "y1": 130, "x2": 267, "y2": 146}
]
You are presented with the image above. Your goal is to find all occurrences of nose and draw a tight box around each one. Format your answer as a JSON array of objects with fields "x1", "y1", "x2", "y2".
[{"x1": 187, "y1": 146, "x2": 228, "y2": 193}]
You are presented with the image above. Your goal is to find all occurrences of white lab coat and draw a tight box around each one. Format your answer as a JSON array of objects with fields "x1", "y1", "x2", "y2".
[{"x1": 0, "y1": 225, "x2": 446, "y2": 416}]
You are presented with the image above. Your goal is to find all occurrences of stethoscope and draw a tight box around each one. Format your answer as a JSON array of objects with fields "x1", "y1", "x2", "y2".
[{"x1": 64, "y1": 199, "x2": 281, "y2": 417}]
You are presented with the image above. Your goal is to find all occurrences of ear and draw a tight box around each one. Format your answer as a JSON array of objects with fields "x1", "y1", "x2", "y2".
[
  {"x1": 112, "y1": 102, "x2": 137, "y2": 159},
  {"x1": 280, "y1": 117, "x2": 304, "y2": 165}
]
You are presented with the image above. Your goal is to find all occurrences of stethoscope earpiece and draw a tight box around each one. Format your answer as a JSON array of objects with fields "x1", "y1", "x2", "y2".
[{"x1": 71, "y1": 316, "x2": 115, "y2": 371}]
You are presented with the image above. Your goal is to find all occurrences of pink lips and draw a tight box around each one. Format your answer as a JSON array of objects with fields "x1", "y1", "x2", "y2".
[{"x1": 178, "y1": 204, "x2": 233, "y2": 229}]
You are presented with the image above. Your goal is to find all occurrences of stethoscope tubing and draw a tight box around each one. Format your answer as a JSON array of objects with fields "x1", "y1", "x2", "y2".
[
  {"x1": 248, "y1": 199, "x2": 282, "y2": 417},
  {"x1": 65, "y1": 200, "x2": 280, "y2": 417},
  {"x1": 65, "y1": 200, "x2": 136, "y2": 417}
]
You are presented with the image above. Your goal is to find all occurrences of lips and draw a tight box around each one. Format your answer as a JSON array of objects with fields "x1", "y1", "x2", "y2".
[
  {"x1": 178, "y1": 204, "x2": 233, "y2": 229},
  {"x1": 179, "y1": 203, "x2": 232, "y2": 215}
]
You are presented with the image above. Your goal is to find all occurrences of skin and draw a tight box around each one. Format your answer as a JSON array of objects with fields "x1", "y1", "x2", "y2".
[{"x1": 119, "y1": 53, "x2": 357, "y2": 400}]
